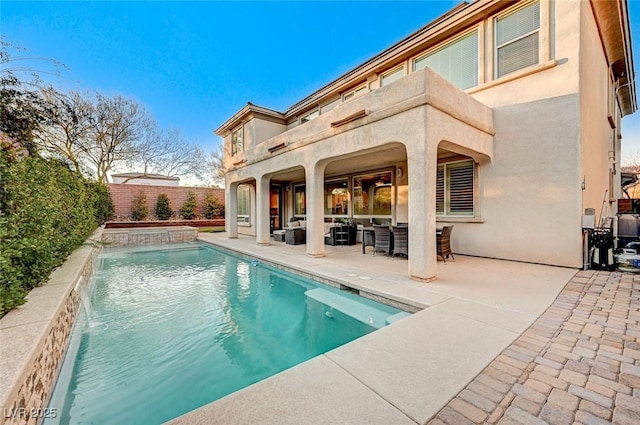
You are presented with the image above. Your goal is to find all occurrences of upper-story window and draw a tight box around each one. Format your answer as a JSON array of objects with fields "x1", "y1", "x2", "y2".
[
  {"x1": 495, "y1": 1, "x2": 540, "y2": 78},
  {"x1": 300, "y1": 109, "x2": 319, "y2": 124},
  {"x1": 343, "y1": 84, "x2": 368, "y2": 101},
  {"x1": 414, "y1": 30, "x2": 479, "y2": 90},
  {"x1": 231, "y1": 126, "x2": 244, "y2": 155},
  {"x1": 381, "y1": 66, "x2": 405, "y2": 86}
]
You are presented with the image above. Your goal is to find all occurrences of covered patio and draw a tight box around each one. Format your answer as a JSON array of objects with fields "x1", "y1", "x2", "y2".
[{"x1": 222, "y1": 69, "x2": 494, "y2": 282}]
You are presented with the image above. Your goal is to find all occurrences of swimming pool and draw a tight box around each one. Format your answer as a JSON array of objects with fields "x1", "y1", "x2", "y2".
[{"x1": 46, "y1": 243, "x2": 408, "y2": 424}]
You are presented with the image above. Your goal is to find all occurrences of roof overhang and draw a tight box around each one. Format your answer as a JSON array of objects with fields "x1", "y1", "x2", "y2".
[
  {"x1": 214, "y1": 102, "x2": 286, "y2": 137},
  {"x1": 591, "y1": 0, "x2": 637, "y2": 116}
]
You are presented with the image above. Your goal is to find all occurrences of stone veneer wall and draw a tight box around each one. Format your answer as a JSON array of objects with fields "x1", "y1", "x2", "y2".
[
  {"x1": 101, "y1": 226, "x2": 199, "y2": 246},
  {"x1": 2, "y1": 292, "x2": 81, "y2": 425},
  {"x1": 1, "y1": 231, "x2": 101, "y2": 425}
]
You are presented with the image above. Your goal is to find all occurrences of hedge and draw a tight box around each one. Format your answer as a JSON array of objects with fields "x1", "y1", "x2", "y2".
[{"x1": 0, "y1": 148, "x2": 113, "y2": 317}]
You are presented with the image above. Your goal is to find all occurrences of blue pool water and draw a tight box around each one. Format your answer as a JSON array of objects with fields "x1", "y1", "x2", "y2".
[{"x1": 47, "y1": 243, "x2": 408, "y2": 424}]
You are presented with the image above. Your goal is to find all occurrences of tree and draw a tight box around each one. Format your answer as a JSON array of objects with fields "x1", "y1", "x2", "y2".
[
  {"x1": 179, "y1": 191, "x2": 197, "y2": 219},
  {"x1": 1, "y1": 38, "x2": 65, "y2": 155},
  {"x1": 36, "y1": 88, "x2": 93, "y2": 174},
  {"x1": 131, "y1": 191, "x2": 148, "y2": 221},
  {"x1": 122, "y1": 125, "x2": 207, "y2": 182},
  {"x1": 155, "y1": 194, "x2": 173, "y2": 220},
  {"x1": 204, "y1": 192, "x2": 224, "y2": 218},
  {"x1": 82, "y1": 94, "x2": 150, "y2": 183},
  {"x1": 206, "y1": 142, "x2": 225, "y2": 187}
]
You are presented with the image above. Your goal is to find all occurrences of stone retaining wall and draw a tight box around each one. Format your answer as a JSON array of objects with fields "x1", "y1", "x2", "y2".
[
  {"x1": 101, "y1": 226, "x2": 199, "y2": 246},
  {"x1": 0, "y1": 230, "x2": 102, "y2": 425}
]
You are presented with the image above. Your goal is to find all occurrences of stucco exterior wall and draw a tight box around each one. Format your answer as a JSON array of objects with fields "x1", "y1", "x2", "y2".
[
  {"x1": 249, "y1": 118, "x2": 287, "y2": 147},
  {"x1": 579, "y1": 0, "x2": 617, "y2": 218},
  {"x1": 448, "y1": 95, "x2": 583, "y2": 267},
  {"x1": 471, "y1": 0, "x2": 581, "y2": 109}
]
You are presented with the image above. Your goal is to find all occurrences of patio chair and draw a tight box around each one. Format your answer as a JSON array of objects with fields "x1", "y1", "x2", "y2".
[
  {"x1": 373, "y1": 225, "x2": 391, "y2": 256},
  {"x1": 391, "y1": 225, "x2": 408, "y2": 258},
  {"x1": 436, "y1": 225, "x2": 454, "y2": 263}
]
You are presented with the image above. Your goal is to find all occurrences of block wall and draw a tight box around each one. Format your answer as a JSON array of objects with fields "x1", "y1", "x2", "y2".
[{"x1": 107, "y1": 185, "x2": 224, "y2": 220}]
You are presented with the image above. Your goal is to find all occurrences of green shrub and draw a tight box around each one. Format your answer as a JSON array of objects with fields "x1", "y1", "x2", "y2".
[
  {"x1": 88, "y1": 181, "x2": 114, "y2": 224},
  {"x1": 204, "y1": 192, "x2": 224, "y2": 218},
  {"x1": 155, "y1": 193, "x2": 173, "y2": 220},
  {"x1": 131, "y1": 191, "x2": 148, "y2": 221},
  {"x1": 180, "y1": 191, "x2": 197, "y2": 219},
  {"x1": 0, "y1": 148, "x2": 99, "y2": 317}
]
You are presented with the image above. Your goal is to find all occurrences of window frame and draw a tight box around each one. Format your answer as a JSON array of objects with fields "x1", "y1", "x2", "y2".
[
  {"x1": 324, "y1": 178, "x2": 350, "y2": 217},
  {"x1": 300, "y1": 109, "x2": 319, "y2": 125},
  {"x1": 436, "y1": 159, "x2": 476, "y2": 218},
  {"x1": 413, "y1": 29, "x2": 480, "y2": 90},
  {"x1": 494, "y1": 1, "x2": 541, "y2": 79},
  {"x1": 237, "y1": 185, "x2": 251, "y2": 225},
  {"x1": 352, "y1": 170, "x2": 394, "y2": 219},
  {"x1": 342, "y1": 84, "x2": 368, "y2": 102},
  {"x1": 293, "y1": 183, "x2": 307, "y2": 217},
  {"x1": 380, "y1": 65, "x2": 405, "y2": 87},
  {"x1": 231, "y1": 126, "x2": 244, "y2": 155}
]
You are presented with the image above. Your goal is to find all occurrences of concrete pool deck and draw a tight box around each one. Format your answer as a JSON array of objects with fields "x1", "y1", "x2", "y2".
[{"x1": 168, "y1": 233, "x2": 578, "y2": 424}]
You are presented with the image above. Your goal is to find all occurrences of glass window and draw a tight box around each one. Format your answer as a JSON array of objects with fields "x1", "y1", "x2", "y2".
[
  {"x1": 436, "y1": 160, "x2": 475, "y2": 216},
  {"x1": 415, "y1": 31, "x2": 478, "y2": 90},
  {"x1": 293, "y1": 184, "x2": 306, "y2": 216},
  {"x1": 325, "y1": 180, "x2": 349, "y2": 216},
  {"x1": 343, "y1": 84, "x2": 368, "y2": 101},
  {"x1": 237, "y1": 185, "x2": 251, "y2": 224},
  {"x1": 300, "y1": 110, "x2": 319, "y2": 124},
  {"x1": 231, "y1": 126, "x2": 244, "y2": 155},
  {"x1": 381, "y1": 66, "x2": 404, "y2": 86},
  {"x1": 495, "y1": 1, "x2": 540, "y2": 78},
  {"x1": 353, "y1": 171, "x2": 393, "y2": 217}
]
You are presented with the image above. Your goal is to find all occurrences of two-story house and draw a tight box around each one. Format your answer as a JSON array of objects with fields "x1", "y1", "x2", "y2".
[{"x1": 215, "y1": 0, "x2": 636, "y2": 281}]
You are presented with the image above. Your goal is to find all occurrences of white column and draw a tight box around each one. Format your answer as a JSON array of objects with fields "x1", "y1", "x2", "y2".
[
  {"x1": 407, "y1": 142, "x2": 438, "y2": 281},
  {"x1": 255, "y1": 175, "x2": 271, "y2": 246},
  {"x1": 305, "y1": 161, "x2": 327, "y2": 257},
  {"x1": 226, "y1": 180, "x2": 238, "y2": 238}
]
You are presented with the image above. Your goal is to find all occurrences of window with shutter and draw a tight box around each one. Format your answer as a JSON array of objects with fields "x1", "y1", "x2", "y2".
[
  {"x1": 436, "y1": 160, "x2": 475, "y2": 217},
  {"x1": 415, "y1": 31, "x2": 479, "y2": 90},
  {"x1": 495, "y1": 1, "x2": 540, "y2": 78}
]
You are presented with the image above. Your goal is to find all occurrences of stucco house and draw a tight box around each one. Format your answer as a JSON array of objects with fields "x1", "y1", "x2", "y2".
[{"x1": 215, "y1": 0, "x2": 636, "y2": 281}]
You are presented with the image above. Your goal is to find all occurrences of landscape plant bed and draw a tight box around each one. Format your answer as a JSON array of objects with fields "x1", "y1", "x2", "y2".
[{"x1": 105, "y1": 219, "x2": 225, "y2": 229}]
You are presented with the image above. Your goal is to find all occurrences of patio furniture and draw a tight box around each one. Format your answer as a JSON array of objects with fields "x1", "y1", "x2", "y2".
[
  {"x1": 285, "y1": 227, "x2": 306, "y2": 245},
  {"x1": 436, "y1": 225, "x2": 454, "y2": 263},
  {"x1": 325, "y1": 224, "x2": 357, "y2": 246},
  {"x1": 273, "y1": 230, "x2": 286, "y2": 242},
  {"x1": 373, "y1": 225, "x2": 392, "y2": 256},
  {"x1": 284, "y1": 218, "x2": 307, "y2": 245},
  {"x1": 362, "y1": 227, "x2": 375, "y2": 254},
  {"x1": 391, "y1": 225, "x2": 408, "y2": 258}
]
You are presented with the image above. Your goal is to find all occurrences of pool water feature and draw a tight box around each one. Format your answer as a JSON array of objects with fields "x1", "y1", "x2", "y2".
[{"x1": 47, "y1": 243, "x2": 409, "y2": 424}]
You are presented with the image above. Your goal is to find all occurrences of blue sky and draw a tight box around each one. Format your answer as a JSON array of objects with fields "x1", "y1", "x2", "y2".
[{"x1": 2, "y1": 0, "x2": 640, "y2": 163}]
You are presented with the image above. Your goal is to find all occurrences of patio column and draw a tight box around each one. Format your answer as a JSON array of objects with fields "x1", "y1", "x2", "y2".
[
  {"x1": 255, "y1": 175, "x2": 271, "y2": 246},
  {"x1": 226, "y1": 180, "x2": 239, "y2": 239},
  {"x1": 407, "y1": 142, "x2": 438, "y2": 281},
  {"x1": 305, "y1": 161, "x2": 327, "y2": 257}
]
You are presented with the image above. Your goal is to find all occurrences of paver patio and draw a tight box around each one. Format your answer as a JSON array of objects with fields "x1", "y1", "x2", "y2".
[{"x1": 429, "y1": 270, "x2": 640, "y2": 425}]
